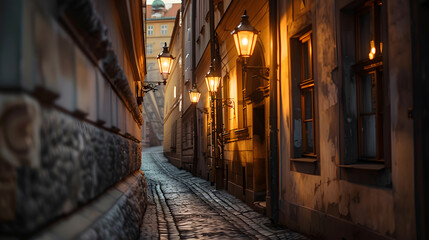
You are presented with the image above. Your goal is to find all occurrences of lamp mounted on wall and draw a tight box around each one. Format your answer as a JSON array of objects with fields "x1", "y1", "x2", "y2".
[
  {"x1": 231, "y1": 10, "x2": 259, "y2": 64},
  {"x1": 205, "y1": 65, "x2": 222, "y2": 94},
  {"x1": 231, "y1": 10, "x2": 269, "y2": 77},
  {"x1": 189, "y1": 86, "x2": 201, "y2": 103},
  {"x1": 157, "y1": 42, "x2": 174, "y2": 82}
]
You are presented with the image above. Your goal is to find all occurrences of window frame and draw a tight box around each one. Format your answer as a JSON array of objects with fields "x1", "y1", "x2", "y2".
[
  {"x1": 147, "y1": 25, "x2": 154, "y2": 36},
  {"x1": 298, "y1": 30, "x2": 316, "y2": 157},
  {"x1": 147, "y1": 44, "x2": 153, "y2": 55},
  {"x1": 289, "y1": 27, "x2": 319, "y2": 175},
  {"x1": 353, "y1": 0, "x2": 385, "y2": 163},
  {"x1": 161, "y1": 25, "x2": 168, "y2": 35},
  {"x1": 338, "y1": 0, "x2": 391, "y2": 187}
]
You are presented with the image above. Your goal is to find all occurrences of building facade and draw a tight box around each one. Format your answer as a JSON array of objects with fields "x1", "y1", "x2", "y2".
[
  {"x1": 277, "y1": 0, "x2": 416, "y2": 239},
  {"x1": 163, "y1": 9, "x2": 184, "y2": 167},
  {"x1": 0, "y1": 0, "x2": 147, "y2": 238},
  {"x1": 142, "y1": 0, "x2": 181, "y2": 148},
  {"x1": 163, "y1": 0, "x2": 428, "y2": 239}
]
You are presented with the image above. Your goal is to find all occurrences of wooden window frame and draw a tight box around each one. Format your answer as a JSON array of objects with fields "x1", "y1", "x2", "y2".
[
  {"x1": 299, "y1": 30, "x2": 316, "y2": 157},
  {"x1": 354, "y1": 0, "x2": 384, "y2": 163}
]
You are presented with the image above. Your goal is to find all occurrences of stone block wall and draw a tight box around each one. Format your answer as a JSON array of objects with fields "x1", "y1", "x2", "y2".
[{"x1": 0, "y1": 0, "x2": 147, "y2": 238}]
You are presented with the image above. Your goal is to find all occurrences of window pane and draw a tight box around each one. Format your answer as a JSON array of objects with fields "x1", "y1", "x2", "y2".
[
  {"x1": 360, "y1": 73, "x2": 376, "y2": 113},
  {"x1": 305, "y1": 121, "x2": 314, "y2": 153},
  {"x1": 303, "y1": 88, "x2": 313, "y2": 120},
  {"x1": 302, "y1": 41, "x2": 310, "y2": 80},
  {"x1": 361, "y1": 114, "x2": 377, "y2": 158},
  {"x1": 358, "y1": 10, "x2": 371, "y2": 61}
]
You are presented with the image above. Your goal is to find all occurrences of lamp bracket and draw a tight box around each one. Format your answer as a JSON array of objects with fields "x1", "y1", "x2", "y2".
[
  {"x1": 143, "y1": 83, "x2": 158, "y2": 93},
  {"x1": 244, "y1": 65, "x2": 270, "y2": 80}
]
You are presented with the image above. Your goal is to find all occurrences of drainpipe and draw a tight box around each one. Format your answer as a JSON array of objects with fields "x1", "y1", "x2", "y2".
[
  {"x1": 192, "y1": 0, "x2": 198, "y2": 175},
  {"x1": 269, "y1": 0, "x2": 279, "y2": 225}
]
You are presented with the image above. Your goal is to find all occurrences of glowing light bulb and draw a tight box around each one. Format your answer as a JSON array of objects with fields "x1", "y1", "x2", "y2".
[
  {"x1": 242, "y1": 38, "x2": 248, "y2": 46},
  {"x1": 368, "y1": 40, "x2": 376, "y2": 60}
]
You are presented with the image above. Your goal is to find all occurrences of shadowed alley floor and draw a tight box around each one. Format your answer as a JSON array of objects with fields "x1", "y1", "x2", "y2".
[{"x1": 139, "y1": 146, "x2": 308, "y2": 240}]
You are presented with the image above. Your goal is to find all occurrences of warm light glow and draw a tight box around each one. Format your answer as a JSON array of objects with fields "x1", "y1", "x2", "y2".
[
  {"x1": 205, "y1": 75, "x2": 221, "y2": 93},
  {"x1": 232, "y1": 30, "x2": 258, "y2": 58},
  {"x1": 157, "y1": 42, "x2": 174, "y2": 80},
  {"x1": 369, "y1": 40, "x2": 376, "y2": 60},
  {"x1": 158, "y1": 57, "x2": 173, "y2": 75},
  {"x1": 380, "y1": 42, "x2": 383, "y2": 53},
  {"x1": 231, "y1": 10, "x2": 259, "y2": 58},
  {"x1": 189, "y1": 88, "x2": 201, "y2": 103},
  {"x1": 205, "y1": 65, "x2": 221, "y2": 93}
]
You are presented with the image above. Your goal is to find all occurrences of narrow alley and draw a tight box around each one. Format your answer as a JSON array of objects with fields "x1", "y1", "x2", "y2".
[{"x1": 139, "y1": 147, "x2": 307, "y2": 240}]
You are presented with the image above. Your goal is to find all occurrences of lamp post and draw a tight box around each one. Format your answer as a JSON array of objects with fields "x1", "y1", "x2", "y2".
[
  {"x1": 157, "y1": 42, "x2": 174, "y2": 85},
  {"x1": 204, "y1": 65, "x2": 221, "y2": 185},
  {"x1": 189, "y1": 85, "x2": 201, "y2": 175}
]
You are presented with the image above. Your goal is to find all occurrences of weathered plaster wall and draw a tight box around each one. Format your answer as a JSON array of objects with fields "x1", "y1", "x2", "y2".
[
  {"x1": 387, "y1": 0, "x2": 416, "y2": 238},
  {"x1": 278, "y1": 0, "x2": 416, "y2": 239}
]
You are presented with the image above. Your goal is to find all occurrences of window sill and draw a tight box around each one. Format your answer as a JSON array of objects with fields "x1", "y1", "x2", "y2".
[
  {"x1": 339, "y1": 163, "x2": 385, "y2": 171},
  {"x1": 223, "y1": 128, "x2": 250, "y2": 143},
  {"x1": 340, "y1": 163, "x2": 391, "y2": 188},
  {"x1": 291, "y1": 158, "x2": 318, "y2": 164},
  {"x1": 291, "y1": 157, "x2": 319, "y2": 175}
]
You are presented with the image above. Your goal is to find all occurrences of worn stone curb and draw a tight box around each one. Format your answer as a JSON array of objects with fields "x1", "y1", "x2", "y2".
[{"x1": 32, "y1": 171, "x2": 147, "y2": 240}]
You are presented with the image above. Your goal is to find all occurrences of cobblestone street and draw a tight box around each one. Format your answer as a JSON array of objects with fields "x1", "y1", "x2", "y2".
[{"x1": 139, "y1": 146, "x2": 308, "y2": 240}]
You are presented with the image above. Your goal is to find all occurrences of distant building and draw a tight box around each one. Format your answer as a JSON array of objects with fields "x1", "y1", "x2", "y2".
[{"x1": 142, "y1": 0, "x2": 181, "y2": 147}]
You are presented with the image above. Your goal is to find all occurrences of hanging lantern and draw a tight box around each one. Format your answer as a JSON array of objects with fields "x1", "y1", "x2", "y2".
[
  {"x1": 231, "y1": 10, "x2": 259, "y2": 58},
  {"x1": 368, "y1": 40, "x2": 376, "y2": 60},
  {"x1": 157, "y1": 42, "x2": 174, "y2": 80},
  {"x1": 205, "y1": 65, "x2": 221, "y2": 93},
  {"x1": 189, "y1": 87, "x2": 201, "y2": 103}
]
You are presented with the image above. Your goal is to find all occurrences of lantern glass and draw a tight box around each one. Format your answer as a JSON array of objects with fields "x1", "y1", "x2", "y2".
[
  {"x1": 231, "y1": 10, "x2": 259, "y2": 58},
  {"x1": 205, "y1": 66, "x2": 221, "y2": 93},
  {"x1": 157, "y1": 42, "x2": 174, "y2": 79},
  {"x1": 157, "y1": 56, "x2": 173, "y2": 75},
  {"x1": 232, "y1": 30, "x2": 258, "y2": 58},
  {"x1": 205, "y1": 76, "x2": 221, "y2": 93},
  {"x1": 189, "y1": 88, "x2": 201, "y2": 103}
]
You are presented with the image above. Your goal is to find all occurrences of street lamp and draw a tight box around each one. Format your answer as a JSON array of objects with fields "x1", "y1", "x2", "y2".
[
  {"x1": 157, "y1": 42, "x2": 174, "y2": 82},
  {"x1": 204, "y1": 63, "x2": 222, "y2": 186},
  {"x1": 205, "y1": 65, "x2": 221, "y2": 94},
  {"x1": 189, "y1": 87, "x2": 201, "y2": 103},
  {"x1": 231, "y1": 10, "x2": 259, "y2": 60}
]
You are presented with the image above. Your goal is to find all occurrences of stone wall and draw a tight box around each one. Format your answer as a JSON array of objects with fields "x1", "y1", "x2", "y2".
[
  {"x1": 0, "y1": 96, "x2": 145, "y2": 237},
  {"x1": 0, "y1": 0, "x2": 147, "y2": 238}
]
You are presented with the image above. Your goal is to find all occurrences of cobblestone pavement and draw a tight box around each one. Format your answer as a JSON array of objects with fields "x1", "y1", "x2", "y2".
[{"x1": 139, "y1": 146, "x2": 308, "y2": 240}]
